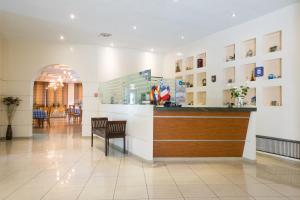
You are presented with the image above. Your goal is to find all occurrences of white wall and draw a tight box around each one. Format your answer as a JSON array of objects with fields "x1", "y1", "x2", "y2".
[
  {"x1": 163, "y1": 3, "x2": 300, "y2": 141},
  {"x1": 0, "y1": 36, "x2": 4, "y2": 136},
  {"x1": 0, "y1": 40, "x2": 164, "y2": 137},
  {"x1": 67, "y1": 83, "x2": 75, "y2": 106}
]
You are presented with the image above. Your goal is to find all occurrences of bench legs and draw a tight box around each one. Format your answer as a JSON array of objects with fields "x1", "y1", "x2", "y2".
[
  {"x1": 91, "y1": 133, "x2": 93, "y2": 147},
  {"x1": 105, "y1": 138, "x2": 109, "y2": 156},
  {"x1": 123, "y1": 137, "x2": 126, "y2": 154}
]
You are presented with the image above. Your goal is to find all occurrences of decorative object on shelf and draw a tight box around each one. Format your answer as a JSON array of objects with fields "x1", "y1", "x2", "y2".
[
  {"x1": 226, "y1": 54, "x2": 235, "y2": 62},
  {"x1": 211, "y1": 75, "x2": 216, "y2": 83},
  {"x1": 271, "y1": 100, "x2": 279, "y2": 106},
  {"x1": 197, "y1": 58, "x2": 204, "y2": 68},
  {"x1": 255, "y1": 66, "x2": 264, "y2": 77},
  {"x1": 188, "y1": 101, "x2": 194, "y2": 106},
  {"x1": 202, "y1": 78, "x2": 207, "y2": 86},
  {"x1": 186, "y1": 66, "x2": 193, "y2": 70},
  {"x1": 229, "y1": 84, "x2": 250, "y2": 107},
  {"x1": 175, "y1": 79, "x2": 185, "y2": 106},
  {"x1": 269, "y1": 46, "x2": 278, "y2": 52},
  {"x1": 251, "y1": 96, "x2": 256, "y2": 105},
  {"x1": 250, "y1": 70, "x2": 255, "y2": 81},
  {"x1": 228, "y1": 78, "x2": 233, "y2": 83},
  {"x1": 246, "y1": 49, "x2": 254, "y2": 57},
  {"x1": 186, "y1": 81, "x2": 191, "y2": 88},
  {"x1": 268, "y1": 74, "x2": 276, "y2": 79},
  {"x1": 175, "y1": 63, "x2": 181, "y2": 72},
  {"x1": 2, "y1": 97, "x2": 22, "y2": 140}
]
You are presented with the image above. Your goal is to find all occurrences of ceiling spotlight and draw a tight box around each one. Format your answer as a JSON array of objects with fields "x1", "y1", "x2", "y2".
[
  {"x1": 180, "y1": 35, "x2": 185, "y2": 40},
  {"x1": 150, "y1": 48, "x2": 154, "y2": 52},
  {"x1": 70, "y1": 47, "x2": 74, "y2": 52},
  {"x1": 232, "y1": 12, "x2": 236, "y2": 18},
  {"x1": 69, "y1": 13, "x2": 76, "y2": 20},
  {"x1": 110, "y1": 42, "x2": 114, "y2": 47},
  {"x1": 132, "y1": 26, "x2": 137, "y2": 30},
  {"x1": 176, "y1": 52, "x2": 183, "y2": 56},
  {"x1": 60, "y1": 35, "x2": 64, "y2": 40}
]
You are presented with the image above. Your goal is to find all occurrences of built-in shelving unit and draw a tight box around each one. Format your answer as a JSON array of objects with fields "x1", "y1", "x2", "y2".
[
  {"x1": 263, "y1": 86, "x2": 282, "y2": 106},
  {"x1": 224, "y1": 66, "x2": 235, "y2": 84},
  {"x1": 225, "y1": 44, "x2": 235, "y2": 62},
  {"x1": 196, "y1": 72, "x2": 207, "y2": 87},
  {"x1": 196, "y1": 91, "x2": 206, "y2": 105},
  {"x1": 264, "y1": 58, "x2": 282, "y2": 80},
  {"x1": 243, "y1": 63, "x2": 256, "y2": 82},
  {"x1": 185, "y1": 74, "x2": 194, "y2": 88},
  {"x1": 185, "y1": 56, "x2": 194, "y2": 71},
  {"x1": 263, "y1": 31, "x2": 282, "y2": 54},
  {"x1": 223, "y1": 89, "x2": 234, "y2": 105},
  {"x1": 196, "y1": 53, "x2": 206, "y2": 68},
  {"x1": 175, "y1": 59, "x2": 183, "y2": 73},
  {"x1": 245, "y1": 88, "x2": 257, "y2": 106},
  {"x1": 242, "y1": 38, "x2": 256, "y2": 58}
]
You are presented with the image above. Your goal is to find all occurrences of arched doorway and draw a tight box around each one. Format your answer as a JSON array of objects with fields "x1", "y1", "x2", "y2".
[{"x1": 32, "y1": 64, "x2": 83, "y2": 136}]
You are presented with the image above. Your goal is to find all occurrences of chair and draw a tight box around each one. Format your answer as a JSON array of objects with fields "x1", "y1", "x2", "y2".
[{"x1": 91, "y1": 118, "x2": 127, "y2": 156}]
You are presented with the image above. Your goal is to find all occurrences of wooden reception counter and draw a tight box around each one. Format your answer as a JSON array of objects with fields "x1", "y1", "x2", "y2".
[{"x1": 153, "y1": 107, "x2": 257, "y2": 159}]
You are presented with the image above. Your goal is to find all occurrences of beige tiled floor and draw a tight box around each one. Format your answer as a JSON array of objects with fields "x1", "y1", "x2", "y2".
[{"x1": 0, "y1": 119, "x2": 300, "y2": 199}]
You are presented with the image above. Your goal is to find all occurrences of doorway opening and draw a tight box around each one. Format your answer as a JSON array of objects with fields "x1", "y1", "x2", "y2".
[{"x1": 32, "y1": 64, "x2": 83, "y2": 136}]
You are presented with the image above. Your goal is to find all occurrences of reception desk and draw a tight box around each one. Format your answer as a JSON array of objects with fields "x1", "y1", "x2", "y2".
[
  {"x1": 153, "y1": 107, "x2": 257, "y2": 159},
  {"x1": 98, "y1": 105, "x2": 257, "y2": 161}
]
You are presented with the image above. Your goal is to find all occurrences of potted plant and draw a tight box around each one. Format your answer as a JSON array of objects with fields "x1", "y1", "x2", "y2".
[
  {"x1": 2, "y1": 97, "x2": 21, "y2": 140},
  {"x1": 229, "y1": 84, "x2": 249, "y2": 107}
]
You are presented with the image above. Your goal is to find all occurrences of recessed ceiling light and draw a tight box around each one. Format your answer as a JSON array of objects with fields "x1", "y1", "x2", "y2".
[
  {"x1": 232, "y1": 12, "x2": 236, "y2": 18},
  {"x1": 176, "y1": 52, "x2": 183, "y2": 56},
  {"x1": 132, "y1": 26, "x2": 137, "y2": 30},
  {"x1": 180, "y1": 35, "x2": 185, "y2": 40},
  {"x1": 60, "y1": 35, "x2": 64, "y2": 40},
  {"x1": 69, "y1": 13, "x2": 76, "y2": 20},
  {"x1": 150, "y1": 48, "x2": 154, "y2": 52},
  {"x1": 110, "y1": 42, "x2": 114, "y2": 47},
  {"x1": 70, "y1": 47, "x2": 74, "y2": 52}
]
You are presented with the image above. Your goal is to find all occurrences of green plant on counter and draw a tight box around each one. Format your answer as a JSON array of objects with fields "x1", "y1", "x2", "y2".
[{"x1": 230, "y1": 85, "x2": 249, "y2": 99}]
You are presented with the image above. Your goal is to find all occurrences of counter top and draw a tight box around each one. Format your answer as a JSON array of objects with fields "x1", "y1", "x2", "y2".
[{"x1": 154, "y1": 106, "x2": 257, "y2": 112}]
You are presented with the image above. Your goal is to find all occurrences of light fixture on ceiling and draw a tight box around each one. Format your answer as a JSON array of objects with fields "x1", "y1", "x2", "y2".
[
  {"x1": 69, "y1": 13, "x2": 76, "y2": 20},
  {"x1": 99, "y1": 33, "x2": 112, "y2": 38},
  {"x1": 132, "y1": 26, "x2": 137, "y2": 30},
  {"x1": 60, "y1": 35, "x2": 64, "y2": 40},
  {"x1": 176, "y1": 52, "x2": 183, "y2": 56},
  {"x1": 180, "y1": 35, "x2": 185, "y2": 40},
  {"x1": 150, "y1": 48, "x2": 154, "y2": 52},
  {"x1": 110, "y1": 42, "x2": 114, "y2": 47},
  {"x1": 232, "y1": 12, "x2": 236, "y2": 18},
  {"x1": 70, "y1": 47, "x2": 74, "y2": 52}
]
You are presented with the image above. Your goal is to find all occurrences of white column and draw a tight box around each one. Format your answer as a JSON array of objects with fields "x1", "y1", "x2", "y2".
[{"x1": 68, "y1": 83, "x2": 75, "y2": 106}]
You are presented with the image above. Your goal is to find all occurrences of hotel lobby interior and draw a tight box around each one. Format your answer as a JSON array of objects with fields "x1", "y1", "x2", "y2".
[{"x1": 0, "y1": 0, "x2": 300, "y2": 199}]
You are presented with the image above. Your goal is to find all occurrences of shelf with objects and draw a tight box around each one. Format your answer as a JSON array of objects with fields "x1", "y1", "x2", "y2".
[
  {"x1": 175, "y1": 59, "x2": 183, "y2": 73},
  {"x1": 196, "y1": 91, "x2": 207, "y2": 105},
  {"x1": 242, "y1": 38, "x2": 256, "y2": 58},
  {"x1": 263, "y1": 86, "x2": 282, "y2": 107},
  {"x1": 185, "y1": 92, "x2": 194, "y2": 106},
  {"x1": 223, "y1": 89, "x2": 235, "y2": 106},
  {"x1": 196, "y1": 72, "x2": 207, "y2": 87},
  {"x1": 264, "y1": 58, "x2": 282, "y2": 80},
  {"x1": 243, "y1": 63, "x2": 256, "y2": 82},
  {"x1": 224, "y1": 66, "x2": 235, "y2": 84},
  {"x1": 225, "y1": 44, "x2": 235, "y2": 62},
  {"x1": 185, "y1": 56, "x2": 194, "y2": 71},
  {"x1": 196, "y1": 52, "x2": 206, "y2": 68},
  {"x1": 184, "y1": 74, "x2": 194, "y2": 88},
  {"x1": 263, "y1": 30, "x2": 282, "y2": 54},
  {"x1": 245, "y1": 88, "x2": 257, "y2": 106}
]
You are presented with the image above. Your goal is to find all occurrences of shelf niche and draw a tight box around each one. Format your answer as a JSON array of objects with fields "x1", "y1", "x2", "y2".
[
  {"x1": 223, "y1": 89, "x2": 234, "y2": 105},
  {"x1": 196, "y1": 91, "x2": 206, "y2": 105},
  {"x1": 243, "y1": 63, "x2": 256, "y2": 82},
  {"x1": 185, "y1": 74, "x2": 194, "y2": 88},
  {"x1": 264, "y1": 58, "x2": 282, "y2": 80},
  {"x1": 197, "y1": 72, "x2": 207, "y2": 87},
  {"x1": 186, "y1": 92, "x2": 194, "y2": 106},
  {"x1": 264, "y1": 31, "x2": 282, "y2": 54},
  {"x1": 242, "y1": 38, "x2": 256, "y2": 58},
  {"x1": 175, "y1": 59, "x2": 183, "y2": 73},
  {"x1": 245, "y1": 88, "x2": 256, "y2": 106},
  {"x1": 224, "y1": 66, "x2": 235, "y2": 84},
  {"x1": 196, "y1": 53, "x2": 206, "y2": 68},
  {"x1": 185, "y1": 56, "x2": 194, "y2": 71},
  {"x1": 263, "y1": 86, "x2": 282, "y2": 107},
  {"x1": 225, "y1": 44, "x2": 235, "y2": 62}
]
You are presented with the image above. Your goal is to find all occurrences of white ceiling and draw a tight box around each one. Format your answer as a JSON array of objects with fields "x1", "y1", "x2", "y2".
[{"x1": 0, "y1": 0, "x2": 299, "y2": 52}]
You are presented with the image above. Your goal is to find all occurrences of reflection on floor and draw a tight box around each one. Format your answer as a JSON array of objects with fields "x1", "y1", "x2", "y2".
[{"x1": 0, "y1": 125, "x2": 300, "y2": 200}]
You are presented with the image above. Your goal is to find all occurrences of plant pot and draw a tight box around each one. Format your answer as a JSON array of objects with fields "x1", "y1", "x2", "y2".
[
  {"x1": 6, "y1": 125, "x2": 12, "y2": 140},
  {"x1": 236, "y1": 97, "x2": 244, "y2": 107}
]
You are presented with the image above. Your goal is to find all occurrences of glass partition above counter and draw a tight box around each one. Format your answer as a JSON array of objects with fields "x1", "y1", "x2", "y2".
[{"x1": 99, "y1": 69, "x2": 175, "y2": 105}]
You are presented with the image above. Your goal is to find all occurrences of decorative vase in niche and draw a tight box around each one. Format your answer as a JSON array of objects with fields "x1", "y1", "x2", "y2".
[
  {"x1": 236, "y1": 97, "x2": 244, "y2": 107},
  {"x1": 6, "y1": 125, "x2": 12, "y2": 140}
]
